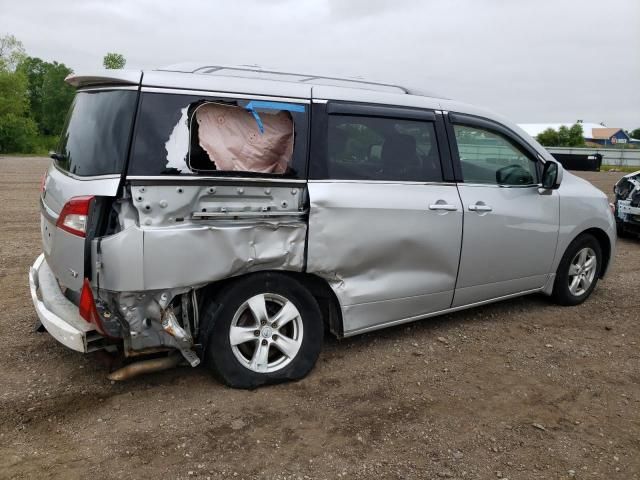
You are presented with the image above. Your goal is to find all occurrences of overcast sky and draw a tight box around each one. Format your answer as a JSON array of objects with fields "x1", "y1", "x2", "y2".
[{"x1": 2, "y1": 0, "x2": 639, "y2": 128}]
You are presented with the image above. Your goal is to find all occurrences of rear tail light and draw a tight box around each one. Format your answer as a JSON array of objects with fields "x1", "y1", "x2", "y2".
[
  {"x1": 56, "y1": 196, "x2": 94, "y2": 237},
  {"x1": 79, "y1": 278, "x2": 106, "y2": 335}
]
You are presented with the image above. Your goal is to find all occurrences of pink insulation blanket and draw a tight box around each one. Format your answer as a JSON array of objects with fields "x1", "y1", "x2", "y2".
[{"x1": 195, "y1": 103, "x2": 294, "y2": 174}]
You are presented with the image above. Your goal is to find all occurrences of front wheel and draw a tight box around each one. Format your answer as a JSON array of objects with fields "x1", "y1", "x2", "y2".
[
  {"x1": 551, "y1": 234, "x2": 601, "y2": 306},
  {"x1": 202, "y1": 273, "x2": 323, "y2": 389}
]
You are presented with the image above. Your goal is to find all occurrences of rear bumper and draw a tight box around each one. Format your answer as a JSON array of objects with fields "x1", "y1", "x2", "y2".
[{"x1": 29, "y1": 253, "x2": 103, "y2": 353}]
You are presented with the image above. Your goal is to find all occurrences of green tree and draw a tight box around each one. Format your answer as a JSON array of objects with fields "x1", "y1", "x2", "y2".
[
  {"x1": 0, "y1": 68, "x2": 29, "y2": 116},
  {"x1": 103, "y1": 52, "x2": 126, "y2": 69},
  {"x1": 16, "y1": 56, "x2": 47, "y2": 127},
  {"x1": 17, "y1": 57, "x2": 74, "y2": 135},
  {"x1": 536, "y1": 123, "x2": 584, "y2": 147},
  {"x1": 0, "y1": 68, "x2": 39, "y2": 153},
  {"x1": 536, "y1": 128, "x2": 559, "y2": 146},
  {"x1": 630, "y1": 128, "x2": 640, "y2": 140},
  {"x1": 0, "y1": 113, "x2": 38, "y2": 152},
  {"x1": 567, "y1": 123, "x2": 585, "y2": 147},
  {"x1": 0, "y1": 34, "x2": 26, "y2": 71},
  {"x1": 40, "y1": 62, "x2": 74, "y2": 135}
]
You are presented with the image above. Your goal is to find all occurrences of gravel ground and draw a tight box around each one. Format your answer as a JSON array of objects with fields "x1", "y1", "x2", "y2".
[{"x1": 0, "y1": 157, "x2": 638, "y2": 480}]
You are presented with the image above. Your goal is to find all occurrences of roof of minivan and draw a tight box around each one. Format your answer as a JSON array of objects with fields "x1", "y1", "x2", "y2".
[
  {"x1": 66, "y1": 63, "x2": 445, "y2": 99},
  {"x1": 64, "y1": 65, "x2": 554, "y2": 161}
]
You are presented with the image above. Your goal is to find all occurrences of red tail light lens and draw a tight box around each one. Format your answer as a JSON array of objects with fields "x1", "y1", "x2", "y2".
[
  {"x1": 56, "y1": 196, "x2": 94, "y2": 237},
  {"x1": 79, "y1": 278, "x2": 106, "y2": 335}
]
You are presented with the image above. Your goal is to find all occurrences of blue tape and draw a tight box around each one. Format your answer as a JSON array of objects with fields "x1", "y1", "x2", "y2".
[{"x1": 244, "y1": 101, "x2": 305, "y2": 134}]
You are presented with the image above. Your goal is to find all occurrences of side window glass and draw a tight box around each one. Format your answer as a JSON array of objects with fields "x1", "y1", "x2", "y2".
[
  {"x1": 453, "y1": 124, "x2": 538, "y2": 185},
  {"x1": 327, "y1": 115, "x2": 442, "y2": 182},
  {"x1": 129, "y1": 93, "x2": 308, "y2": 177}
]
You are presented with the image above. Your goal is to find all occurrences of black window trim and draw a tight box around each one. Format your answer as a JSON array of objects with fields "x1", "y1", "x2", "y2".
[
  {"x1": 446, "y1": 112, "x2": 542, "y2": 184},
  {"x1": 126, "y1": 90, "x2": 310, "y2": 180},
  {"x1": 327, "y1": 101, "x2": 436, "y2": 122},
  {"x1": 309, "y1": 100, "x2": 455, "y2": 182}
]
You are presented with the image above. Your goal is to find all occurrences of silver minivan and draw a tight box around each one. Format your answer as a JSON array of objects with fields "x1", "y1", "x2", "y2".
[{"x1": 30, "y1": 65, "x2": 616, "y2": 388}]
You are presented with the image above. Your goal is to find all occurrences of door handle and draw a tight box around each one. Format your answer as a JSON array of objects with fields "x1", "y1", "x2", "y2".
[
  {"x1": 468, "y1": 203, "x2": 492, "y2": 212},
  {"x1": 429, "y1": 202, "x2": 458, "y2": 211}
]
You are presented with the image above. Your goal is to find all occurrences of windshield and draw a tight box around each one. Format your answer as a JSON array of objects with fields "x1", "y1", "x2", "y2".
[{"x1": 55, "y1": 90, "x2": 137, "y2": 176}]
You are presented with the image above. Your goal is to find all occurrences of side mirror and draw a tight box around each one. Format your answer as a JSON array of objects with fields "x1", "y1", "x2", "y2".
[{"x1": 541, "y1": 160, "x2": 562, "y2": 190}]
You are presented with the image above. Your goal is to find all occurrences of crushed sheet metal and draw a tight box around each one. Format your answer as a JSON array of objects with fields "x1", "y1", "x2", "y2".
[
  {"x1": 94, "y1": 221, "x2": 305, "y2": 292},
  {"x1": 92, "y1": 226, "x2": 144, "y2": 291},
  {"x1": 143, "y1": 221, "x2": 306, "y2": 290},
  {"x1": 614, "y1": 170, "x2": 640, "y2": 222},
  {"x1": 306, "y1": 182, "x2": 462, "y2": 334}
]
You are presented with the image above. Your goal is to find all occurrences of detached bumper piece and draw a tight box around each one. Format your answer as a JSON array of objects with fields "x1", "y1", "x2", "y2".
[{"x1": 29, "y1": 253, "x2": 107, "y2": 353}]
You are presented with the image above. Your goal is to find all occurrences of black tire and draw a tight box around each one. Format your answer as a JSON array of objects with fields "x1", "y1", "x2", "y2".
[
  {"x1": 551, "y1": 233, "x2": 602, "y2": 306},
  {"x1": 201, "y1": 272, "x2": 323, "y2": 389}
]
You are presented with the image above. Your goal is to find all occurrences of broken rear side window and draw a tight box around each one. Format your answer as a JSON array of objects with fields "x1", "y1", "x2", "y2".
[{"x1": 128, "y1": 93, "x2": 308, "y2": 178}]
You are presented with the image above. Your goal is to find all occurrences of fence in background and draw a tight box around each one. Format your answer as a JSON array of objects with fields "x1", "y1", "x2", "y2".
[{"x1": 546, "y1": 147, "x2": 640, "y2": 167}]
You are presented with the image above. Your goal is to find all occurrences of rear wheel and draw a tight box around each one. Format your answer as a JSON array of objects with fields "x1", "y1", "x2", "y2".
[
  {"x1": 202, "y1": 273, "x2": 323, "y2": 389},
  {"x1": 551, "y1": 234, "x2": 601, "y2": 306}
]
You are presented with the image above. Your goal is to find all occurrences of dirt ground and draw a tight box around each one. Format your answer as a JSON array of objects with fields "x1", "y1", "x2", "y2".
[{"x1": 0, "y1": 156, "x2": 638, "y2": 480}]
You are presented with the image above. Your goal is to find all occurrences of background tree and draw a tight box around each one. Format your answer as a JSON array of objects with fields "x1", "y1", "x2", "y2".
[
  {"x1": 103, "y1": 52, "x2": 126, "y2": 69},
  {"x1": 536, "y1": 123, "x2": 584, "y2": 147},
  {"x1": 0, "y1": 34, "x2": 26, "y2": 71},
  {"x1": 0, "y1": 68, "x2": 38, "y2": 153},
  {"x1": 17, "y1": 57, "x2": 74, "y2": 136},
  {"x1": 630, "y1": 128, "x2": 640, "y2": 140},
  {"x1": 0, "y1": 33, "x2": 75, "y2": 152},
  {"x1": 536, "y1": 128, "x2": 559, "y2": 147},
  {"x1": 567, "y1": 123, "x2": 585, "y2": 147}
]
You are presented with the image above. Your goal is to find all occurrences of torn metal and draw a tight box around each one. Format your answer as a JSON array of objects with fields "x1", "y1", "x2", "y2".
[
  {"x1": 90, "y1": 182, "x2": 307, "y2": 365},
  {"x1": 614, "y1": 170, "x2": 640, "y2": 234}
]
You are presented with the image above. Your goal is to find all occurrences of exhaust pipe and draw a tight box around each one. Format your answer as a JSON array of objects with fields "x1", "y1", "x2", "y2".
[{"x1": 107, "y1": 354, "x2": 181, "y2": 381}]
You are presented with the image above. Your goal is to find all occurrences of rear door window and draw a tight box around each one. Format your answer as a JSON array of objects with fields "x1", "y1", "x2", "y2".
[
  {"x1": 129, "y1": 92, "x2": 308, "y2": 178},
  {"x1": 54, "y1": 90, "x2": 137, "y2": 176},
  {"x1": 322, "y1": 114, "x2": 442, "y2": 182}
]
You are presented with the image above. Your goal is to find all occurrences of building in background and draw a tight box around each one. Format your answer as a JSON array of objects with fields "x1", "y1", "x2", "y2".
[{"x1": 519, "y1": 122, "x2": 633, "y2": 146}]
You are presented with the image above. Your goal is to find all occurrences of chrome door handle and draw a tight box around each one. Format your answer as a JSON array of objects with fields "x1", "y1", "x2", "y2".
[
  {"x1": 429, "y1": 203, "x2": 458, "y2": 211},
  {"x1": 468, "y1": 203, "x2": 492, "y2": 212}
]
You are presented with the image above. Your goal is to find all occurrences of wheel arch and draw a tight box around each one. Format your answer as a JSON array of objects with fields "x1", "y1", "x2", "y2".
[
  {"x1": 569, "y1": 227, "x2": 612, "y2": 278},
  {"x1": 196, "y1": 270, "x2": 344, "y2": 339},
  {"x1": 580, "y1": 227, "x2": 612, "y2": 278}
]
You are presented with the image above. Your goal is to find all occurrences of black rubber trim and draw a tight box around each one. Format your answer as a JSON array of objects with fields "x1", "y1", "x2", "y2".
[
  {"x1": 327, "y1": 101, "x2": 436, "y2": 121},
  {"x1": 434, "y1": 114, "x2": 454, "y2": 182},
  {"x1": 443, "y1": 113, "x2": 464, "y2": 182},
  {"x1": 119, "y1": 73, "x2": 143, "y2": 193},
  {"x1": 308, "y1": 102, "x2": 329, "y2": 180}
]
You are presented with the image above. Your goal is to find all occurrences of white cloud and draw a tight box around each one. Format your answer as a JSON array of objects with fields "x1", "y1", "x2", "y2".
[{"x1": 1, "y1": 0, "x2": 638, "y2": 127}]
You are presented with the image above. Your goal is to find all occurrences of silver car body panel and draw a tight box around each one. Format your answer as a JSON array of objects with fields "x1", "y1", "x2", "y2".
[
  {"x1": 614, "y1": 170, "x2": 640, "y2": 224},
  {"x1": 41, "y1": 164, "x2": 121, "y2": 291},
  {"x1": 550, "y1": 171, "x2": 616, "y2": 276},
  {"x1": 33, "y1": 66, "x2": 617, "y2": 358},
  {"x1": 452, "y1": 184, "x2": 560, "y2": 306},
  {"x1": 306, "y1": 181, "x2": 463, "y2": 335},
  {"x1": 94, "y1": 183, "x2": 307, "y2": 292},
  {"x1": 29, "y1": 254, "x2": 104, "y2": 353},
  {"x1": 65, "y1": 69, "x2": 142, "y2": 88}
]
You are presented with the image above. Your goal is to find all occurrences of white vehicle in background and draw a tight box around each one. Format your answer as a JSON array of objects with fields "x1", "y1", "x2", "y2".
[{"x1": 614, "y1": 170, "x2": 640, "y2": 237}]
